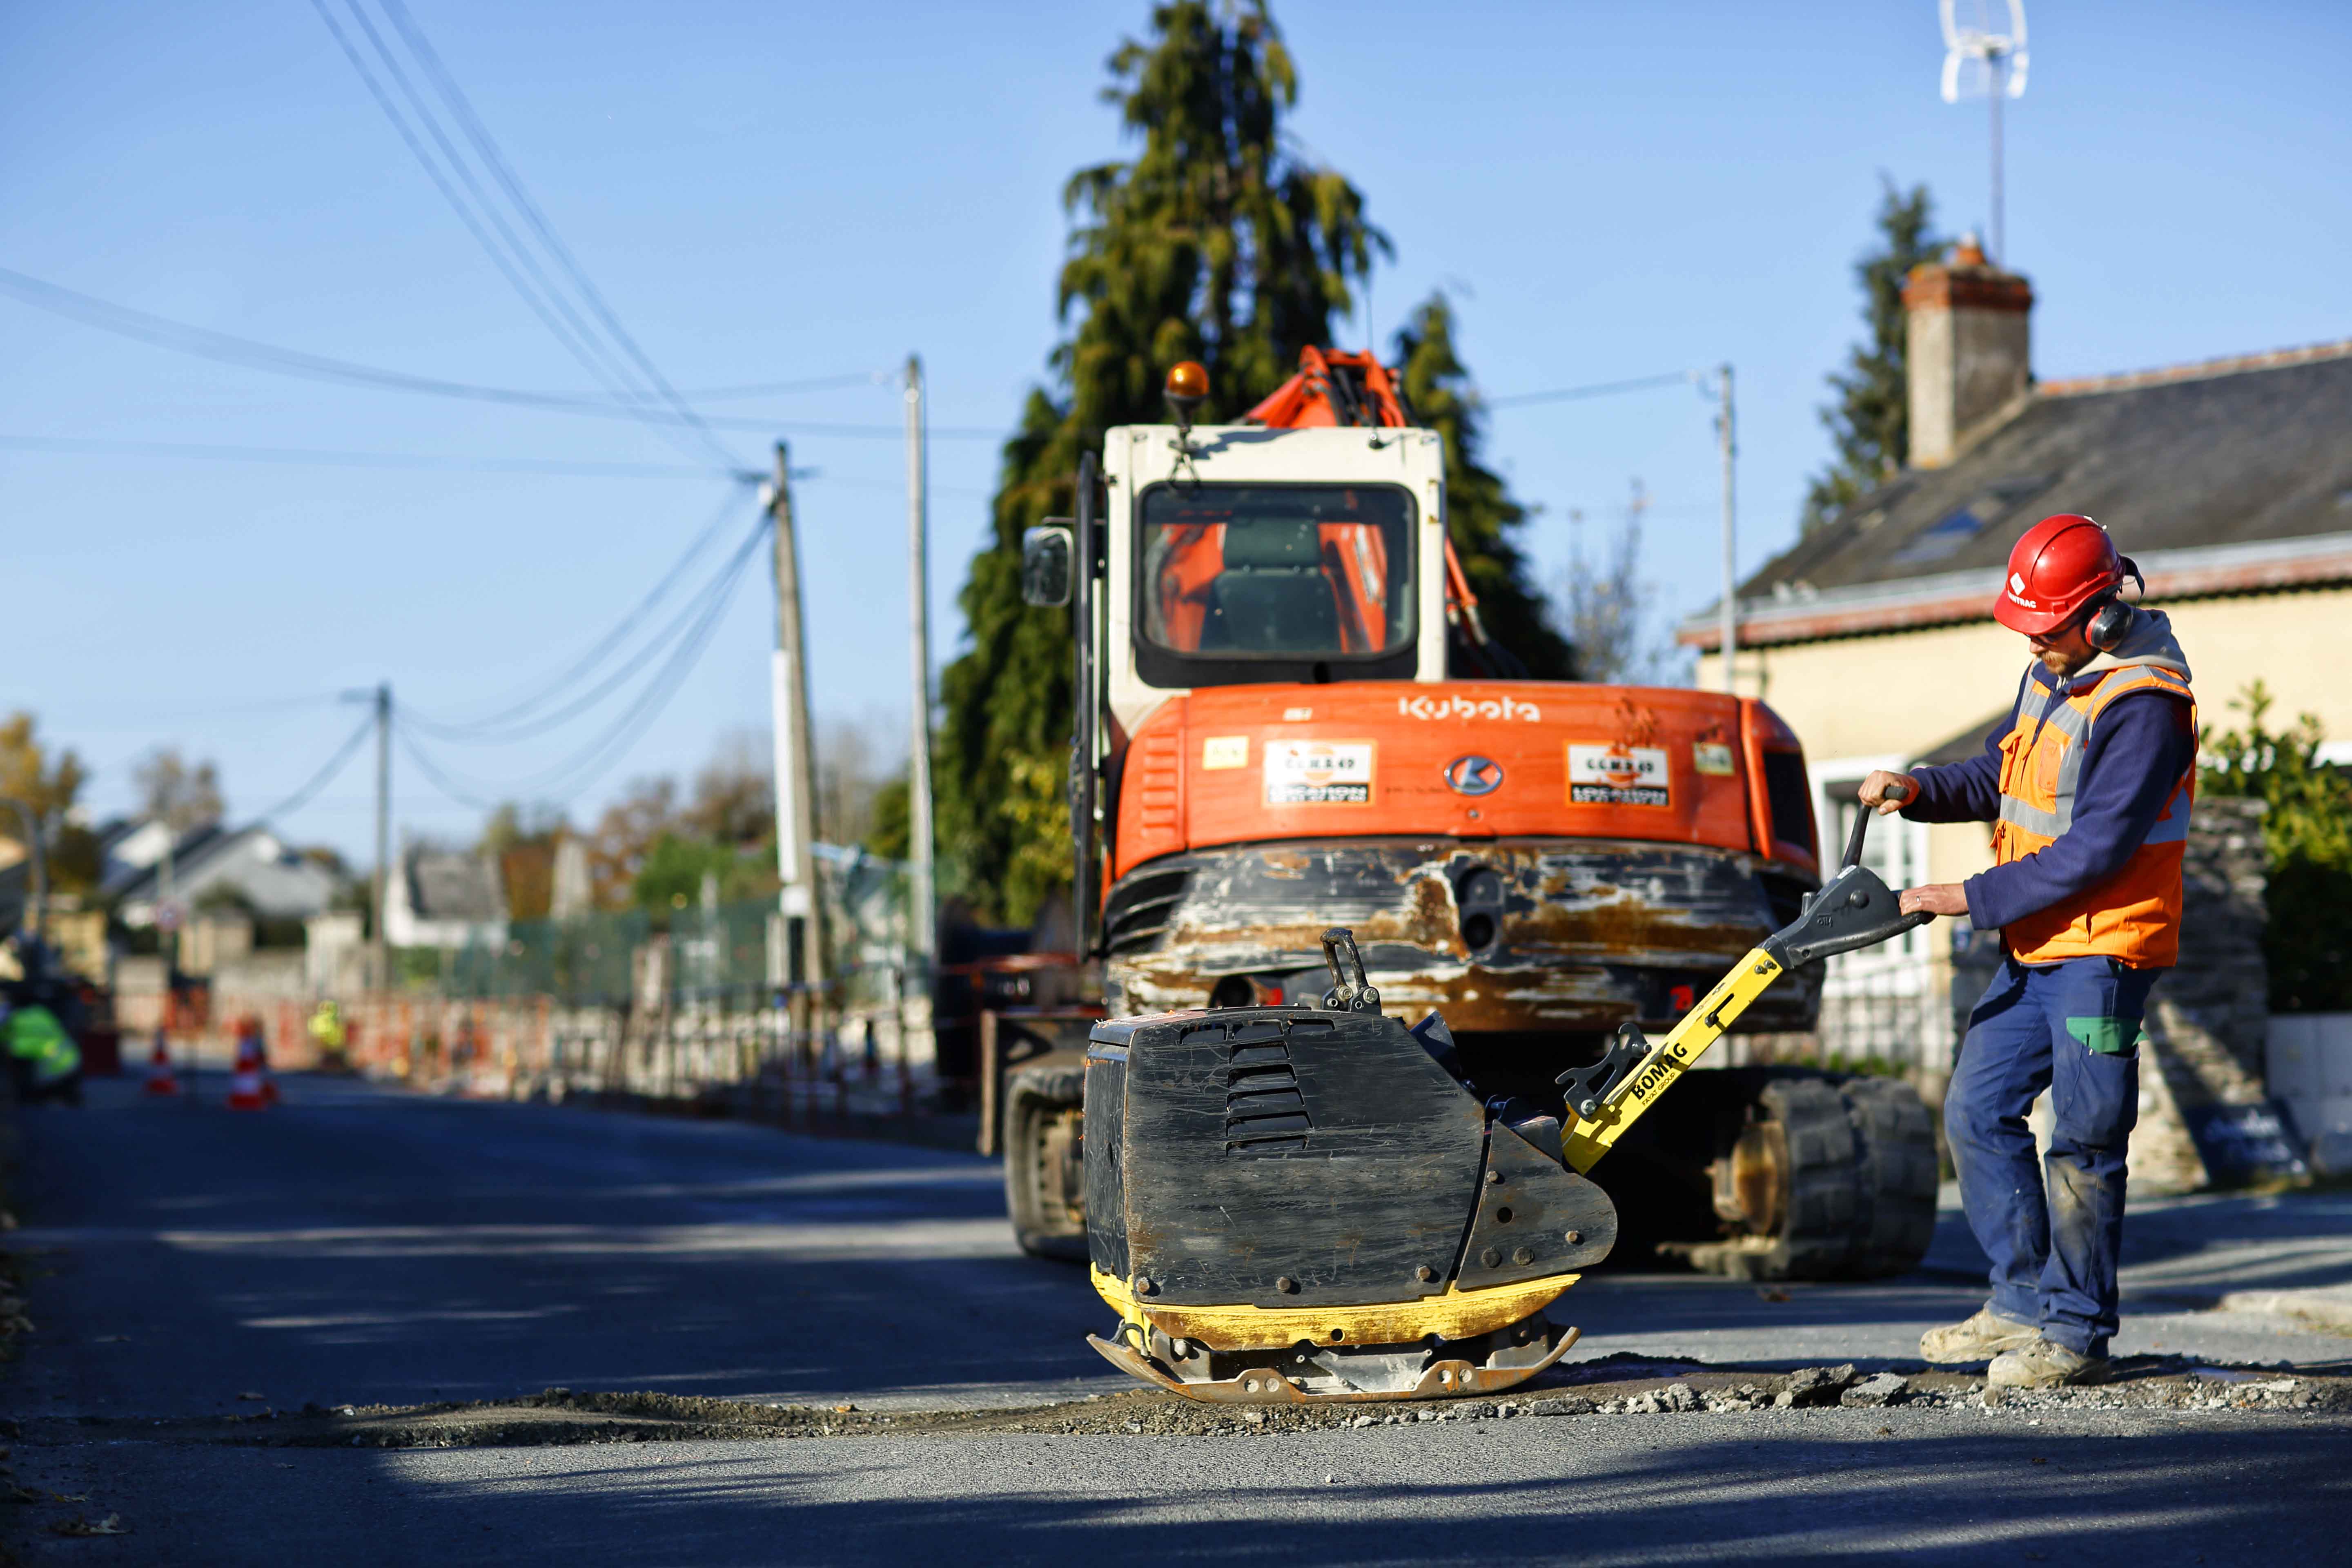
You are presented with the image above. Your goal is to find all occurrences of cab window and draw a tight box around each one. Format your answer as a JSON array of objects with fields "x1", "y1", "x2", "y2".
[{"x1": 1136, "y1": 483, "x2": 1416, "y2": 686}]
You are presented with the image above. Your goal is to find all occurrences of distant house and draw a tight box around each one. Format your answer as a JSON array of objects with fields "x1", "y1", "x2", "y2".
[
  {"x1": 383, "y1": 845, "x2": 508, "y2": 951},
  {"x1": 106, "y1": 819, "x2": 340, "y2": 929},
  {"x1": 1677, "y1": 236, "x2": 2351, "y2": 1098}
]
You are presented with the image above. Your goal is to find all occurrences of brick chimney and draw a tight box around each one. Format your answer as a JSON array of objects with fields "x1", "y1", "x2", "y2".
[{"x1": 1903, "y1": 234, "x2": 2034, "y2": 468}]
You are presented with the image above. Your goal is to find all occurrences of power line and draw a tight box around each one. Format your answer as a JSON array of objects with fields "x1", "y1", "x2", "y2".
[
  {"x1": 339, "y1": 0, "x2": 698, "y2": 453},
  {"x1": 0, "y1": 270, "x2": 1000, "y2": 438},
  {"x1": 0, "y1": 266, "x2": 881, "y2": 434},
  {"x1": 510, "y1": 524, "x2": 765, "y2": 799},
  {"x1": 394, "y1": 721, "x2": 503, "y2": 811},
  {"x1": 0, "y1": 433, "x2": 743, "y2": 478},
  {"x1": 309, "y1": 0, "x2": 739, "y2": 471},
  {"x1": 405, "y1": 503, "x2": 770, "y2": 744},
  {"x1": 334, "y1": 0, "x2": 640, "y2": 399},
  {"x1": 331, "y1": 0, "x2": 680, "y2": 441},
  {"x1": 665, "y1": 373, "x2": 891, "y2": 401},
  {"x1": 66, "y1": 692, "x2": 346, "y2": 726},
  {"x1": 1486, "y1": 370, "x2": 1701, "y2": 409},
  {"x1": 375, "y1": 0, "x2": 739, "y2": 467},
  {"x1": 304, "y1": 0, "x2": 688, "y2": 461},
  {"x1": 396, "y1": 513, "x2": 769, "y2": 806},
  {"x1": 245, "y1": 712, "x2": 379, "y2": 826},
  {"x1": 414, "y1": 484, "x2": 754, "y2": 735}
]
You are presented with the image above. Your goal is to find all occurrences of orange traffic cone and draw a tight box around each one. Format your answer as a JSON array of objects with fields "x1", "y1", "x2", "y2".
[
  {"x1": 226, "y1": 1021, "x2": 273, "y2": 1111},
  {"x1": 142, "y1": 1029, "x2": 180, "y2": 1097}
]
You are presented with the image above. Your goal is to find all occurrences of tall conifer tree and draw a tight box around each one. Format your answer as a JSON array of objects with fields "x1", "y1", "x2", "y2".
[
  {"x1": 938, "y1": 0, "x2": 1381, "y2": 925},
  {"x1": 938, "y1": 2, "x2": 1565, "y2": 924},
  {"x1": 1800, "y1": 179, "x2": 1944, "y2": 532}
]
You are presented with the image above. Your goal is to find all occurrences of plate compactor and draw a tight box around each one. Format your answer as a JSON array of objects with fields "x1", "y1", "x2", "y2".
[{"x1": 1082, "y1": 809, "x2": 1928, "y2": 1404}]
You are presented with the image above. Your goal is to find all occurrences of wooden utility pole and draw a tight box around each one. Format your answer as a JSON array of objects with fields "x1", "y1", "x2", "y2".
[
  {"x1": 768, "y1": 444, "x2": 825, "y2": 1020},
  {"x1": 0, "y1": 800, "x2": 44, "y2": 943},
  {"x1": 903, "y1": 356, "x2": 936, "y2": 982},
  {"x1": 1715, "y1": 364, "x2": 1738, "y2": 696},
  {"x1": 373, "y1": 682, "x2": 390, "y2": 987}
]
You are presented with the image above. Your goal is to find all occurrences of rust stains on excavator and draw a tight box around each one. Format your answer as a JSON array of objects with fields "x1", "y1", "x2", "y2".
[{"x1": 1107, "y1": 840, "x2": 1818, "y2": 1034}]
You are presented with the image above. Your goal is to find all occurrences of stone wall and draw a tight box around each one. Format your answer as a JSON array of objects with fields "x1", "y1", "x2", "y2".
[{"x1": 2147, "y1": 795, "x2": 2270, "y2": 1104}]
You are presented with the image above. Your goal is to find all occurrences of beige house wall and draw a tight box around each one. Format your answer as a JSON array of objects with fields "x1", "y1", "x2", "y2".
[
  {"x1": 1924, "y1": 820, "x2": 1998, "y2": 887},
  {"x1": 1698, "y1": 583, "x2": 2352, "y2": 769}
]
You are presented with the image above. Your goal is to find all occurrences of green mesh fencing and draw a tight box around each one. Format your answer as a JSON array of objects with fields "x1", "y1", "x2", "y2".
[
  {"x1": 443, "y1": 846, "x2": 916, "y2": 1009},
  {"x1": 446, "y1": 906, "x2": 650, "y2": 1007}
]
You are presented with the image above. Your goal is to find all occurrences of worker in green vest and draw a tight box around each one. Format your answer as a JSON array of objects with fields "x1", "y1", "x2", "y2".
[{"x1": 4, "y1": 997, "x2": 82, "y2": 1104}]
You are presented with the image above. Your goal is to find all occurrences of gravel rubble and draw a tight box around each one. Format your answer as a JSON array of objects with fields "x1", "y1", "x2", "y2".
[{"x1": 30, "y1": 1353, "x2": 2351, "y2": 1451}]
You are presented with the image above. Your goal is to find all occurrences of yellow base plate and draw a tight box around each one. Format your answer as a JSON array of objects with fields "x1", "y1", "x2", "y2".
[
  {"x1": 1086, "y1": 1323, "x2": 1581, "y2": 1404},
  {"x1": 1091, "y1": 1265, "x2": 1578, "y2": 1353}
]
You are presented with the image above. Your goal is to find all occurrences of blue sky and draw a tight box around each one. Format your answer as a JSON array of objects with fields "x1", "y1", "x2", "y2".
[{"x1": 6, "y1": 0, "x2": 2347, "y2": 861}]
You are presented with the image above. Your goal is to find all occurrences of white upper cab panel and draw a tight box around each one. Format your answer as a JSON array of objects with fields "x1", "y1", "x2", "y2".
[{"x1": 1101, "y1": 423, "x2": 1449, "y2": 739}]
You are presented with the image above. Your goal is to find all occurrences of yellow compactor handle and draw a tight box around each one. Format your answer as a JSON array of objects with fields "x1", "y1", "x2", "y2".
[
  {"x1": 1559, "y1": 802, "x2": 1929, "y2": 1172},
  {"x1": 1557, "y1": 947, "x2": 1784, "y2": 1172}
]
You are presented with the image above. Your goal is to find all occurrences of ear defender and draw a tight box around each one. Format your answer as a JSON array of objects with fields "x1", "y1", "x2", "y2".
[
  {"x1": 2085, "y1": 592, "x2": 2132, "y2": 650},
  {"x1": 2084, "y1": 555, "x2": 2147, "y2": 651}
]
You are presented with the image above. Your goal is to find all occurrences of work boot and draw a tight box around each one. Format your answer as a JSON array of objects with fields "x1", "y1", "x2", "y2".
[
  {"x1": 1919, "y1": 1307, "x2": 2041, "y2": 1364},
  {"x1": 1987, "y1": 1337, "x2": 2109, "y2": 1389}
]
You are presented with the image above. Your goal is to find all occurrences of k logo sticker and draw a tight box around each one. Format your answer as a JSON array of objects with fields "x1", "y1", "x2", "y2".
[{"x1": 1443, "y1": 755, "x2": 1504, "y2": 796}]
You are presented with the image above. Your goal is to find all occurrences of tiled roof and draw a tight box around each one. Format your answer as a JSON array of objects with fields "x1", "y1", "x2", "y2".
[
  {"x1": 1682, "y1": 341, "x2": 2352, "y2": 648},
  {"x1": 407, "y1": 851, "x2": 505, "y2": 923}
]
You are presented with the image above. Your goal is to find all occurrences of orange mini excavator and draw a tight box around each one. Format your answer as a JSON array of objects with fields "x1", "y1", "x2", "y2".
[{"x1": 1003, "y1": 351, "x2": 1940, "y2": 1389}]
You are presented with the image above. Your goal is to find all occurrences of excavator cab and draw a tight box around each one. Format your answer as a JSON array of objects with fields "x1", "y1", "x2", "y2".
[{"x1": 1139, "y1": 485, "x2": 1410, "y2": 660}]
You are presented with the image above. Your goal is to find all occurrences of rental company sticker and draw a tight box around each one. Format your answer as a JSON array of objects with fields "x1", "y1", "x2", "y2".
[
  {"x1": 1567, "y1": 743, "x2": 1670, "y2": 806},
  {"x1": 1265, "y1": 739, "x2": 1375, "y2": 804},
  {"x1": 1201, "y1": 735, "x2": 1249, "y2": 770},
  {"x1": 1693, "y1": 742, "x2": 1736, "y2": 777}
]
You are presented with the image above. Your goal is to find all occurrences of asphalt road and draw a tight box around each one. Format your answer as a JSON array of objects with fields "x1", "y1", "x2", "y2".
[{"x1": 6, "y1": 1074, "x2": 2349, "y2": 1564}]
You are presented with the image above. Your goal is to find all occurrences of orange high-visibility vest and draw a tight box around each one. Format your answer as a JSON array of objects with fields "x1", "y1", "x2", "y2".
[{"x1": 1993, "y1": 663, "x2": 2196, "y2": 967}]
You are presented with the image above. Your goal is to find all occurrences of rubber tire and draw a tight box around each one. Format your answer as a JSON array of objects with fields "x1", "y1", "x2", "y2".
[
  {"x1": 1838, "y1": 1076, "x2": 1941, "y2": 1279},
  {"x1": 1002, "y1": 1059, "x2": 1090, "y2": 1263},
  {"x1": 1747, "y1": 1076, "x2": 1863, "y2": 1281}
]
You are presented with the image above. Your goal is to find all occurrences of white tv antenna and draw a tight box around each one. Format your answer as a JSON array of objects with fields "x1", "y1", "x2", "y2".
[{"x1": 1940, "y1": 0, "x2": 2028, "y2": 265}]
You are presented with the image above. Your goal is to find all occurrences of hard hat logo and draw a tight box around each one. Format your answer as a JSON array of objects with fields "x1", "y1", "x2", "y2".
[{"x1": 1993, "y1": 513, "x2": 2129, "y2": 636}]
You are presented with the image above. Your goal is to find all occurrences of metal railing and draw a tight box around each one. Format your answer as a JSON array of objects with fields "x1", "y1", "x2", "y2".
[
  {"x1": 163, "y1": 847, "x2": 947, "y2": 1124},
  {"x1": 1719, "y1": 945, "x2": 1959, "y2": 1082}
]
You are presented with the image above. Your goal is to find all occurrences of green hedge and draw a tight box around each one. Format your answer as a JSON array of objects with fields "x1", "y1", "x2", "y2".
[{"x1": 2201, "y1": 681, "x2": 2352, "y2": 1013}]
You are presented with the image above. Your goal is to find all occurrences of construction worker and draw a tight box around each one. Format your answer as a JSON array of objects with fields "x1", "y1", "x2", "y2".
[
  {"x1": 2, "y1": 993, "x2": 84, "y2": 1105},
  {"x1": 308, "y1": 1000, "x2": 348, "y2": 1068},
  {"x1": 1860, "y1": 514, "x2": 2195, "y2": 1390}
]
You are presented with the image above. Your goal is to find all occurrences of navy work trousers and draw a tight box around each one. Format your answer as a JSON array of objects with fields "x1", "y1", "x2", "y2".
[{"x1": 1946, "y1": 953, "x2": 2156, "y2": 1357}]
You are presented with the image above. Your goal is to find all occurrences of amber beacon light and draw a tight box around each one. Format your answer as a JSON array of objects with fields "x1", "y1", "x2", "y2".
[{"x1": 1164, "y1": 360, "x2": 1209, "y2": 433}]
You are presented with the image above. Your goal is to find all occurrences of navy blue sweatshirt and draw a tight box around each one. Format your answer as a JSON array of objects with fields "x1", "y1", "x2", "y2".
[{"x1": 1902, "y1": 653, "x2": 2196, "y2": 934}]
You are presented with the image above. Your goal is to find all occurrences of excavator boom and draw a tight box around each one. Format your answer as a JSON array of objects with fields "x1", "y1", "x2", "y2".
[{"x1": 1240, "y1": 345, "x2": 1414, "y2": 430}]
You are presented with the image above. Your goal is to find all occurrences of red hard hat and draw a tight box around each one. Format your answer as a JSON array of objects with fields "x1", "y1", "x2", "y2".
[{"x1": 1994, "y1": 514, "x2": 2127, "y2": 635}]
